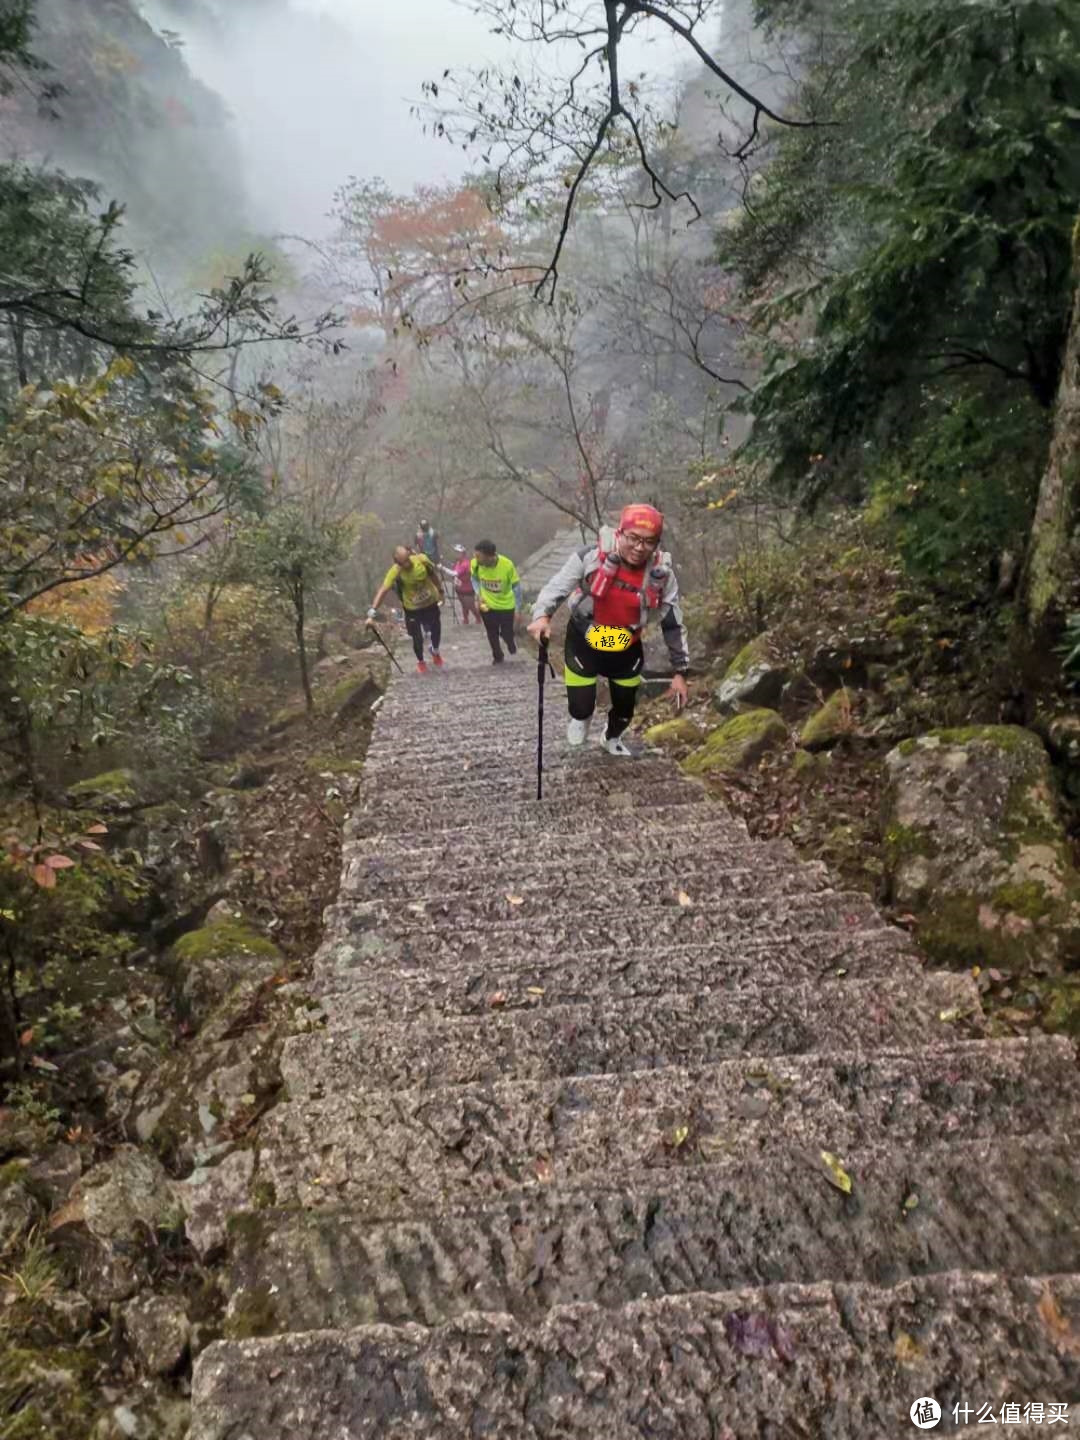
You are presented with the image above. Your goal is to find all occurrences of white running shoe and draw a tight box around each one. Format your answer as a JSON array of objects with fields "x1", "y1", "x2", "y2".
[
  {"x1": 567, "y1": 718, "x2": 590, "y2": 747},
  {"x1": 604, "y1": 733, "x2": 633, "y2": 757}
]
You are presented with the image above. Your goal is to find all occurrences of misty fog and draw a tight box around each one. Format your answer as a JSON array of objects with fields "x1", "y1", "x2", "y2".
[{"x1": 139, "y1": 0, "x2": 697, "y2": 240}]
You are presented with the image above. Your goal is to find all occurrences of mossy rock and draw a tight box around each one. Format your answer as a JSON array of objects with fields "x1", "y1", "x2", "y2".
[
  {"x1": 682, "y1": 708, "x2": 788, "y2": 777},
  {"x1": 0, "y1": 1345, "x2": 100, "y2": 1438},
  {"x1": 791, "y1": 748, "x2": 830, "y2": 783},
  {"x1": 173, "y1": 920, "x2": 279, "y2": 966},
  {"x1": 171, "y1": 922, "x2": 282, "y2": 1028},
  {"x1": 884, "y1": 725, "x2": 1080, "y2": 972},
  {"x1": 800, "y1": 689, "x2": 856, "y2": 750},
  {"x1": 67, "y1": 768, "x2": 138, "y2": 809},
  {"x1": 1030, "y1": 977, "x2": 1080, "y2": 1038},
  {"x1": 712, "y1": 635, "x2": 788, "y2": 714},
  {"x1": 643, "y1": 717, "x2": 704, "y2": 750},
  {"x1": 321, "y1": 670, "x2": 385, "y2": 720}
]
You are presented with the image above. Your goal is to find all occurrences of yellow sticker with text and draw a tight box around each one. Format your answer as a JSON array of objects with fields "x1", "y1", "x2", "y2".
[{"x1": 585, "y1": 624, "x2": 634, "y2": 653}]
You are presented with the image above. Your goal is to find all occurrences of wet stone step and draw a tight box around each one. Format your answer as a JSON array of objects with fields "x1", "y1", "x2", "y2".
[
  {"x1": 284, "y1": 971, "x2": 980, "y2": 1095},
  {"x1": 254, "y1": 1037, "x2": 1075, "y2": 1218},
  {"x1": 342, "y1": 835, "x2": 799, "y2": 891},
  {"x1": 345, "y1": 782, "x2": 707, "y2": 838},
  {"x1": 191, "y1": 1271, "x2": 1080, "y2": 1440},
  {"x1": 338, "y1": 863, "x2": 832, "y2": 922},
  {"x1": 345, "y1": 796, "x2": 729, "y2": 849},
  {"x1": 225, "y1": 1134, "x2": 1080, "y2": 1333},
  {"x1": 334, "y1": 888, "x2": 892, "y2": 952},
  {"x1": 313, "y1": 927, "x2": 922, "y2": 1008}
]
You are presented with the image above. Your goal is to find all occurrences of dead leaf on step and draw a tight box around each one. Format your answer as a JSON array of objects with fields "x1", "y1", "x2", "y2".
[
  {"x1": 1038, "y1": 1287, "x2": 1080, "y2": 1356},
  {"x1": 533, "y1": 1157, "x2": 553, "y2": 1183},
  {"x1": 488, "y1": 992, "x2": 507, "y2": 1007},
  {"x1": 268, "y1": 1368, "x2": 284, "y2": 1382},
  {"x1": 902, "y1": 1192, "x2": 919, "y2": 1214},
  {"x1": 665, "y1": 1123, "x2": 690, "y2": 1150},
  {"x1": 894, "y1": 1330, "x2": 923, "y2": 1365},
  {"x1": 820, "y1": 1150, "x2": 853, "y2": 1195},
  {"x1": 526, "y1": 986, "x2": 545, "y2": 996},
  {"x1": 676, "y1": 890, "x2": 693, "y2": 907},
  {"x1": 506, "y1": 894, "x2": 524, "y2": 906}
]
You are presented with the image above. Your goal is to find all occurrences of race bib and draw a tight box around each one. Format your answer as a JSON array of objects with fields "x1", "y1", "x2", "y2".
[{"x1": 585, "y1": 624, "x2": 634, "y2": 653}]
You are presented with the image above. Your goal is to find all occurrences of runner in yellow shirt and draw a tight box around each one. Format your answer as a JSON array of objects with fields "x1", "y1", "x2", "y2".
[
  {"x1": 366, "y1": 544, "x2": 445, "y2": 674},
  {"x1": 470, "y1": 540, "x2": 522, "y2": 665}
]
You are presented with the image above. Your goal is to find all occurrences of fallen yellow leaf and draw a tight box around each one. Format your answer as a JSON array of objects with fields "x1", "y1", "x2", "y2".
[
  {"x1": 820, "y1": 1150, "x2": 853, "y2": 1194},
  {"x1": 676, "y1": 890, "x2": 693, "y2": 907},
  {"x1": 506, "y1": 894, "x2": 525, "y2": 906},
  {"x1": 894, "y1": 1330, "x2": 923, "y2": 1365}
]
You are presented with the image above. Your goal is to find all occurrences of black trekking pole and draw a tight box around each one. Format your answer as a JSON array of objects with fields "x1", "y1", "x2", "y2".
[
  {"x1": 536, "y1": 636, "x2": 556, "y2": 801},
  {"x1": 368, "y1": 621, "x2": 405, "y2": 676}
]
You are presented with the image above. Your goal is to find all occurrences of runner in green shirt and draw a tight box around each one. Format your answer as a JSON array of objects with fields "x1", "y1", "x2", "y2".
[
  {"x1": 471, "y1": 540, "x2": 522, "y2": 665},
  {"x1": 366, "y1": 545, "x2": 445, "y2": 673}
]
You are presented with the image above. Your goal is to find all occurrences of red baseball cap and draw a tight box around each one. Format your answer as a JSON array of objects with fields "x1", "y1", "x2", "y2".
[{"x1": 619, "y1": 503, "x2": 663, "y2": 537}]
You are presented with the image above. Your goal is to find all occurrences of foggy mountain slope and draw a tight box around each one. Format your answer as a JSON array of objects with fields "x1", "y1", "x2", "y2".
[{"x1": 5, "y1": 0, "x2": 250, "y2": 266}]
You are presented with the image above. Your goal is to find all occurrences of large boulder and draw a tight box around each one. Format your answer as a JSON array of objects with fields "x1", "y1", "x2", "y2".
[
  {"x1": 48, "y1": 1146, "x2": 184, "y2": 1304},
  {"x1": 682, "y1": 709, "x2": 788, "y2": 777},
  {"x1": 712, "y1": 635, "x2": 789, "y2": 714},
  {"x1": 883, "y1": 725, "x2": 1080, "y2": 972}
]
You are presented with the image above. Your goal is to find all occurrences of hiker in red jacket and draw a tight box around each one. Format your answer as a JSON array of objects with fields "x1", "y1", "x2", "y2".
[
  {"x1": 527, "y1": 504, "x2": 689, "y2": 756},
  {"x1": 441, "y1": 544, "x2": 480, "y2": 624}
]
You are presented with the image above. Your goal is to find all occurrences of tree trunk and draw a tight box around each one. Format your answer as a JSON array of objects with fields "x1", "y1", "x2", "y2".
[
  {"x1": 1024, "y1": 217, "x2": 1080, "y2": 635},
  {"x1": 295, "y1": 586, "x2": 314, "y2": 712}
]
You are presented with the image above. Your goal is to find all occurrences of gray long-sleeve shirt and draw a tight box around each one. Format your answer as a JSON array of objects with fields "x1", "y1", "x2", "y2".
[{"x1": 532, "y1": 545, "x2": 690, "y2": 672}]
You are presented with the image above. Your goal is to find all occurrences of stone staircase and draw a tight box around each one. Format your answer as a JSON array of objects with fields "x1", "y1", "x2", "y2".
[{"x1": 189, "y1": 624, "x2": 1080, "y2": 1437}]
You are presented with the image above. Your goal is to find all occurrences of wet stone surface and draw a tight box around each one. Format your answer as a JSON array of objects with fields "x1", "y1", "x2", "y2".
[{"x1": 190, "y1": 625, "x2": 1080, "y2": 1439}]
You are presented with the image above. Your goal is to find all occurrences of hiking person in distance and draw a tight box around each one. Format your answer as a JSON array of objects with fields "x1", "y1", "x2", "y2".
[
  {"x1": 367, "y1": 544, "x2": 446, "y2": 674},
  {"x1": 442, "y1": 543, "x2": 480, "y2": 624},
  {"x1": 526, "y1": 503, "x2": 689, "y2": 756},
  {"x1": 417, "y1": 520, "x2": 440, "y2": 566},
  {"x1": 472, "y1": 540, "x2": 522, "y2": 664}
]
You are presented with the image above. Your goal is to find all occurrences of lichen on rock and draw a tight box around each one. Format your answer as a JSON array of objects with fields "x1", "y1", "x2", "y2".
[{"x1": 883, "y1": 725, "x2": 1080, "y2": 971}]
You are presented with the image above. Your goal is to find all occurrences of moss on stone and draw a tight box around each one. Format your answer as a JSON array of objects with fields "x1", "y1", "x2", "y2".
[
  {"x1": 1038, "y1": 978, "x2": 1080, "y2": 1038},
  {"x1": 224, "y1": 1281, "x2": 279, "y2": 1340},
  {"x1": 725, "y1": 635, "x2": 770, "y2": 681},
  {"x1": 933, "y1": 724, "x2": 1042, "y2": 755},
  {"x1": 682, "y1": 708, "x2": 787, "y2": 777},
  {"x1": 992, "y1": 879, "x2": 1053, "y2": 921},
  {"x1": 799, "y1": 689, "x2": 855, "y2": 750},
  {"x1": 67, "y1": 768, "x2": 137, "y2": 802},
  {"x1": 322, "y1": 670, "x2": 384, "y2": 714},
  {"x1": 0, "y1": 1158, "x2": 30, "y2": 1190},
  {"x1": 915, "y1": 893, "x2": 985, "y2": 967},
  {"x1": 0, "y1": 1345, "x2": 100, "y2": 1437},
  {"x1": 644, "y1": 717, "x2": 704, "y2": 749},
  {"x1": 251, "y1": 1178, "x2": 277, "y2": 1210},
  {"x1": 172, "y1": 921, "x2": 280, "y2": 965},
  {"x1": 790, "y1": 748, "x2": 829, "y2": 782}
]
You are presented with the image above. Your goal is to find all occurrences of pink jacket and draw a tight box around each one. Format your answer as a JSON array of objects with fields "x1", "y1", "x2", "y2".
[{"x1": 451, "y1": 557, "x2": 474, "y2": 595}]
